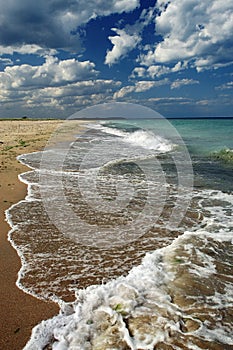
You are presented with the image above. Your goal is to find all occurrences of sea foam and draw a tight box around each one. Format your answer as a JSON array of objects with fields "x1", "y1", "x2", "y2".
[
  {"x1": 23, "y1": 189, "x2": 233, "y2": 350},
  {"x1": 94, "y1": 123, "x2": 174, "y2": 153}
]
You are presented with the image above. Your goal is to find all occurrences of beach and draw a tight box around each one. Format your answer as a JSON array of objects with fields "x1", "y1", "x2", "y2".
[
  {"x1": 0, "y1": 119, "x2": 63, "y2": 350},
  {"x1": 1, "y1": 117, "x2": 232, "y2": 350},
  {"x1": 0, "y1": 0, "x2": 232, "y2": 348}
]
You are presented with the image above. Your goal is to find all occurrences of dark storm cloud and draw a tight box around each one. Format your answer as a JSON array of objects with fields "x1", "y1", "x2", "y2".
[
  {"x1": 0, "y1": 0, "x2": 139, "y2": 51},
  {"x1": 0, "y1": 1, "x2": 78, "y2": 50}
]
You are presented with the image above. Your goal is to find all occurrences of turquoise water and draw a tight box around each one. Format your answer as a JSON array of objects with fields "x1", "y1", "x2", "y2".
[
  {"x1": 104, "y1": 118, "x2": 233, "y2": 155},
  {"x1": 170, "y1": 119, "x2": 233, "y2": 192},
  {"x1": 104, "y1": 118, "x2": 233, "y2": 192},
  {"x1": 170, "y1": 119, "x2": 233, "y2": 155}
]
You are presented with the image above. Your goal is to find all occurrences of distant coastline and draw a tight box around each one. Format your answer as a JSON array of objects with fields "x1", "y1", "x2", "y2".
[
  {"x1": 73, "y1": 116, "x2": 233, "y2": 120},
  {"x1": 1, "y1": 116, "x2": 233, "y2": 121}
]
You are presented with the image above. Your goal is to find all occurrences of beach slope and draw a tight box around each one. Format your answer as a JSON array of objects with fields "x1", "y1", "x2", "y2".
[{"x1": 0, "y1": 120, "x2": 62, "y2": 350}]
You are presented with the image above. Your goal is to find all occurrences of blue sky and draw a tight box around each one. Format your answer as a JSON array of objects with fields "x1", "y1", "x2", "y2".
[{"x1": 0, "y1": 0, "x2": 232, "y2": 118}]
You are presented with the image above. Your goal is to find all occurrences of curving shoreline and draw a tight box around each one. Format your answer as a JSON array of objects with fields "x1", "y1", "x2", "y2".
[{"x1": 1, "y1": 119, "x2": 232, "y2": 349}]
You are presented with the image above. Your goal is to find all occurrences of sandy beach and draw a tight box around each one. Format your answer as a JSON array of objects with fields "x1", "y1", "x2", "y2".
[{"x1": 0, "y1": 119, "x2": 65, "y2": 350}]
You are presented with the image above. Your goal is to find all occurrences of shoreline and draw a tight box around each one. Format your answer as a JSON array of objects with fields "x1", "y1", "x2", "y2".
[
  {"x1": 1, "y1": 119, "x2": 232, "y2": 349},
  {"x1": 0, "y1": 120, "x2": 66, "y2": 350}
]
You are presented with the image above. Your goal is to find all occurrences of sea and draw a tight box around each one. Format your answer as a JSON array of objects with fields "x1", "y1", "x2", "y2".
[{"x1": 6, "y1": 115, "x2": 233, "y2": 349}]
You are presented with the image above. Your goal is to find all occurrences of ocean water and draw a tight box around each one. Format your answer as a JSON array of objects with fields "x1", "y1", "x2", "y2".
[{"x1": 6, "y1": 117, "x2": 233, "y2": 349}]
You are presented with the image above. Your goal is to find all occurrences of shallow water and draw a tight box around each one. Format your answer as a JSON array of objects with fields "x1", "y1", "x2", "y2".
[{"x1": 6, "y1": 118, "x2": 233, "y2": 349}]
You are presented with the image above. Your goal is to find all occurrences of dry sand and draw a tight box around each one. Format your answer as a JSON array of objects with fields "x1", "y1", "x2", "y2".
[{"x1": 0, "y1": 119, "x2": 84, "y2": 350}]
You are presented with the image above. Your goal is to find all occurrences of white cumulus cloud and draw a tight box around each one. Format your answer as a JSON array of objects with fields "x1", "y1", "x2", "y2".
[
  {"x1": 0, "y1": 44, "x2": 57, "y2": 57},
  {"x1": 0, "y1": 56, "x2": 97, "y2": 89},
  {"x1": 215, "y1": 81, "x2": 233, "y2": 90},
  {"x1": 132, "y1": 62, "x2": 188, "y2": 79},
  {"x1": 105, "y1": 28, "x2": 141, "y2": 65},
  {"x1": 113, "y1": 79, "x2": 169, "y2": 98},
  {"x1": 105, "y1": 6, "x2": 156, "y2": 65},
  {"x1": 171, "y1": 79, "x2": 200, "y2": 89},
  {"x1": 140, "y1": 0, "x2": 233, "y2": 72}
]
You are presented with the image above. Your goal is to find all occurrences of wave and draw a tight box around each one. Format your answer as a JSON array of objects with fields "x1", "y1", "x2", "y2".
[
  {"x1": 101, "y1": 121, "x2": 141, "y2": 133},
  {"x1": 95, "y1": 123, "x2": 174, "y2": 153},
  {"x1": 124, "y1": 130, "x2": 173, "y2": 152}
]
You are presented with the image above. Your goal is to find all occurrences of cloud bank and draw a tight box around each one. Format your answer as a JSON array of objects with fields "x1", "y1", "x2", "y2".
[{"x1": 0, "y1": 56, "x2": 121, "y2": 115}]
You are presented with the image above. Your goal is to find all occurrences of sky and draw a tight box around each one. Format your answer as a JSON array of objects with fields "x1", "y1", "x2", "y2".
[{"x1": 0, "y1": 0, "x2": 232, "y2": 119}]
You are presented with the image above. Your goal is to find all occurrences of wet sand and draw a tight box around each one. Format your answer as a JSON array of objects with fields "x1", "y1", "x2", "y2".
[{"x1": 0, "y1": 119, "x2": 65, "y2": 350}]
